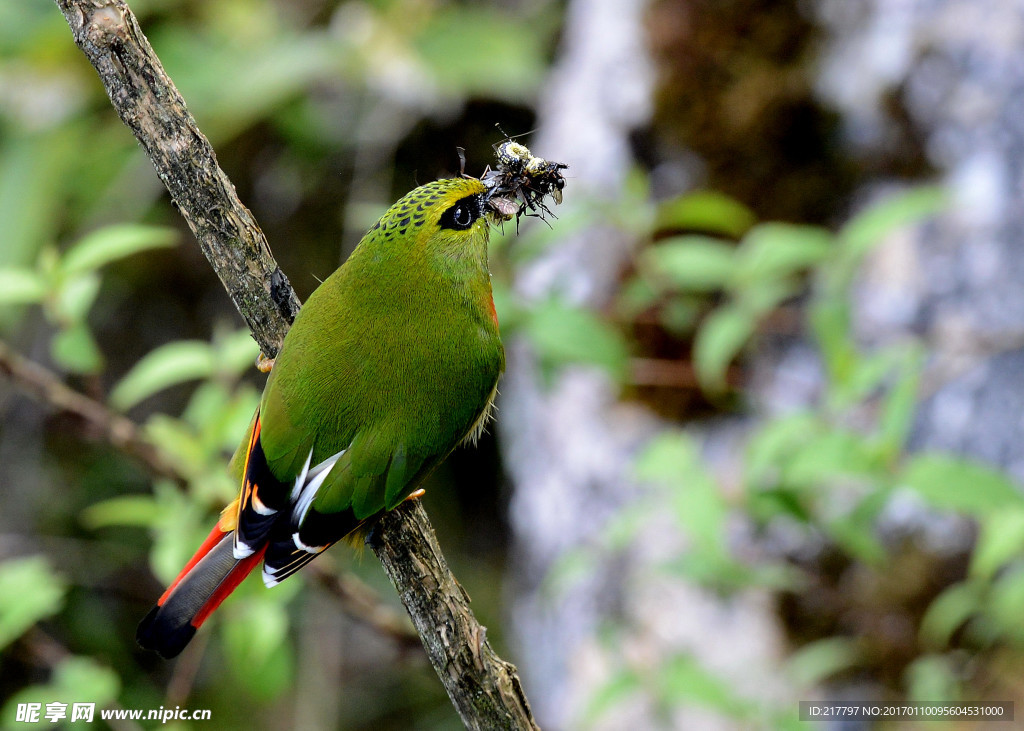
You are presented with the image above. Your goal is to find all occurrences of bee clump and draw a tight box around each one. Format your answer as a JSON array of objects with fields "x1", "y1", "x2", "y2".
[{"x1": 481, "y1": 140, "x2": 567, "y2": 225}]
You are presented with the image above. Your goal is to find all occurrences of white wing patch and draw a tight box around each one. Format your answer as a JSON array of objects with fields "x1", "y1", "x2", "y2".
[
  {"x1": 260, "y1": 448, "x2": 344, "y2": 587},
  {"x1": 289, "y1": 449, "x2": 313, "y2": 501},
  {"x1": 234, "y1": 539, "x2": 253, "y2": 559},
  {"x1": 291, "y1": 449, "x2": 343, "y2": 527}
]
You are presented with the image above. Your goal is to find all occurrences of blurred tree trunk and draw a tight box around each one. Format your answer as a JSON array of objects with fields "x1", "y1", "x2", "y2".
[
  {"x1": 498, "y1": 3, "x2": 657, "y2": 725},
  {"x1": 501, "y1": 1, "x2": 791, "y2": 727},
  {"x1": 816, "y1": 0, "x2": 1024, "y2": 477},
  {"x1": 502, "y1": 0, "x2": 1024, "y2": 726}
]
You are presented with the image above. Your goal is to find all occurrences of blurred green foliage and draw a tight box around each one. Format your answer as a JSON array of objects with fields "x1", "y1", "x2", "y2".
[
  {"x1": 0, "y1": 224, "x2": 179, "y2": 372},
  {"x1": 4, "y1": 0, "x2": 1024, "y2": 729},
  {"x1": 0, "y1": 0, "x2": 559, "y2": 728},
  {"x1": 552, "y1": 184, "x2": 1024, "y2": 724}
]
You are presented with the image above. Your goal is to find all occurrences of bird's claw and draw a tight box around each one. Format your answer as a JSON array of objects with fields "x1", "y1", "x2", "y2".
[{"x1": 256, "y1": 353, "x2": 276, "y2": 373}]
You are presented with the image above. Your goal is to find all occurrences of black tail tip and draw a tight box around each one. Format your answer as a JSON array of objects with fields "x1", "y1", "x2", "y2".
[{"x1": 136, "y1": 605, "x2": 197, "y2": 660}]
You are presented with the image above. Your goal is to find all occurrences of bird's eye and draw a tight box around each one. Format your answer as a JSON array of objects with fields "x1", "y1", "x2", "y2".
[{"x1": 439, "y1": 194, "x2": 481, "y2": 231}]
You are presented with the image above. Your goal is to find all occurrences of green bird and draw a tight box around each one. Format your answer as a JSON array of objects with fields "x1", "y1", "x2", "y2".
[{"x1": 137, "y1": 177, "x2": 506, "y2": 659}]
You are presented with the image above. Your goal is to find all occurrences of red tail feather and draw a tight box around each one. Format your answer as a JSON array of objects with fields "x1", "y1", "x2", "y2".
[
  {"x1": 137, "y1": 528, "x2": 265, "y2": 659},
  {"x1": 192, "y1": 544, "x2": 267, "y2": 628}
]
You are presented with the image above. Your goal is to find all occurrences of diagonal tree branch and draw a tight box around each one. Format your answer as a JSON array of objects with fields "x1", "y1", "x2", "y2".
[
  {"x1": 55, "y1": 0, "x2": 299, "y2": 359},
  {"x1": 55, "y1": 1, "x2": 538, "y2": 728}
]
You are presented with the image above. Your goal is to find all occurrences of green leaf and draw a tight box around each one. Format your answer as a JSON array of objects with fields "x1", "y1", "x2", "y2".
[
  {"x1": 213, "y1": 328, "x2": 261, "y2": 376},
  {"x1": 52, "y1": 272, "x2": 101, "y2": 324},
  {"x1": 183, "y1": 381, "x2": 232, "y2": 432},
  {"x1": 663, "y1": 552, "x2": 762, "y2": 591},
  {"x1": 643, "y1": 236, "x2": 735, "y2": 292},
  {"x1": 184, "y1": 383, "x2": 259, "y2": 468},
  {"x1": 826, "y1": 509, "x2": 887, "y2": 566},
  {"x1": 745, "y1": 413, "x2": 818, "y2": 488},
  {"x1": 0, "y1": 557, "x2": 66, "y2": 650},
  {"x1": 582, "y1": 668, "x2": 642, "y2": 725},
  {"x1": 787, "y1": 637, "x2": 860, "y2": 687},
  {"x1": 143, "y1": 415, "x2": 206, "y2": 474},
  {"x1": 877, "y1": 350, "x2": 922, "y2": 454},
  {"x1": 920, "y1": 582, "x2": 981, "y2": 648},
  {"x1": 809, "y1": 299, "x2": 855, "y2": 385},
  {"x1": 212, "y1": 386, "x2": 261, "y2": 456},
  {"x1": 81, "y1": 496, "x2": 161, "y2": 529},
  {"x1": 732, "y1": 223, "x2": 831, "y2": 287},
  {"x1": 971, "y1": 509, "x2": 1024, "y2": 581},
  {"x1": 839, "y1": 186, "x2": 946, "y2": 260},
  {"x1": 0, "y1": 127, "x2": 80, "y2": 271},
  {"x1": 149, "y1": 482, "x2": 209, "y2": 583},
  {"x1": 50, "y1": 656, "x2": 120, "y2": 706},
  {"x1": 656, "y1": 654, "x2": 752, "y2": 717},
  {"x1": 635, "y1": 431, "x2": 695, "y2": 483},
  {"x1": 781, "y1": 430, "x2": 877, "y2": 490},
  {"x1": 603, "y1": 500, "x2": 653, "y2": 551},
  {"x1": 735, "y1": 277, "x2": 798, "y2": 318},
  {"x1": 0, "y1": 267, "x2": 46, "y2": 305},
  {"x1": 524, "y1": 300, "x2": 629, "y2": 380},
  {"x1": 60, "y1": 223, "x2": 178, "y2": 277},
  {"x1": 985, "y1": 565, "x2": 1024, "y2": 640},
  {"x1": 51, "y1": 323, "x2": 103, "y2": 374},
  {"x1": 158, "y1": 25, "x2": 339, "y2": 142},
  {"x1": 1, "y1": 656, "x2": 120, "y2": 726},
  {"x1": 413, "y1": 7, "x2": 549, "y2": 100},
  {"x1": 110, "y1": 340, "x2": 216, "y2": 410},
  {"x1": 829, "y1": 347, "x2": 900, "y2": 409},
  {"x1": 900, "y1": 454, "x2": 1024, "y2": 517},
  {"x1": 225, "y1": 599, "x2": 288, "y2": 666},
  {"x1": 654, "y1": 190, "x2": 756, "y2": 238},
  {"x1": 616, "y1": 275, "x2": 663, "y2": 319},
  {"x1": 824, "y1": 187, "x2": 946, "y2": 300},
  {"x1": 905, "y1": 655, "x2": 959, "y2": 703},
  {"x1": 637, "y1": 433, "x2": 727, "y2": 553},
  {"x1": 658, "y1": 297, "x2": 701, "y2": 336},
  {"x1": 693, "y1": 305, "x2": 755, "y2": 390},
  {"x1": 223, "y1": 598, "x2": 294, "y2": 698}
]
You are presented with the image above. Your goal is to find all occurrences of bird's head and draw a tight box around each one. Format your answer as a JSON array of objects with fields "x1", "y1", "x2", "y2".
[{"x1": 366, "y1": 177, "x2": 511, "y2": 262}]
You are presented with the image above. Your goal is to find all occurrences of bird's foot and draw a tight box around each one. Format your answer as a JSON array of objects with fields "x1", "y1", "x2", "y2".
[{"x1": 256, "y1": 353, "x2": 276, "y2": 373}]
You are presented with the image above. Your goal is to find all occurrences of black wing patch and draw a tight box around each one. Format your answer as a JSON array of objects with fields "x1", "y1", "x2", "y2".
[{"x1": 233, "y1": 413, "x2": 291, "y2": 558}]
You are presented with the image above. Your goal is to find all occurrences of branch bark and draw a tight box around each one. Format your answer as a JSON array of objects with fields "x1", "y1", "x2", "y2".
[
  {"x1": 55, "y1": 1, "x2": 538, "y2": 728},
  {"x1": 55, "y1": 0, "x2": 299, "y2": 358},
  {"x1": 374, "y1": 503, "x2": 538, "y2": 729}
]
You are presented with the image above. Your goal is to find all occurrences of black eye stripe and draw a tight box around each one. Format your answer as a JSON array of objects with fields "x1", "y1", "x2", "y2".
[{"x1": 439, "y1": 194, "x2": 482, "y2": 231}]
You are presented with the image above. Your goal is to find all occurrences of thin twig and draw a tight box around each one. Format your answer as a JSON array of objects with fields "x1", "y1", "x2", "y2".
[
  {"x1": 21, "y1": 628, "x2": 145, "y2": 731},
  {"x1": 163, "y1": 626, "x2": 209, "y2": 709},
  {"x1": 629, "y1": 357, "x2": 742, "y2": 389},
  {"x1": 308, "y1": 563, "x2": 421, "y2": 650},
  {"x1": 55, "y1": 1, "x2": 538, "y2": 727},
  {"x1": 0, "y1": 339, "x2": 183, "y2": 484}
]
